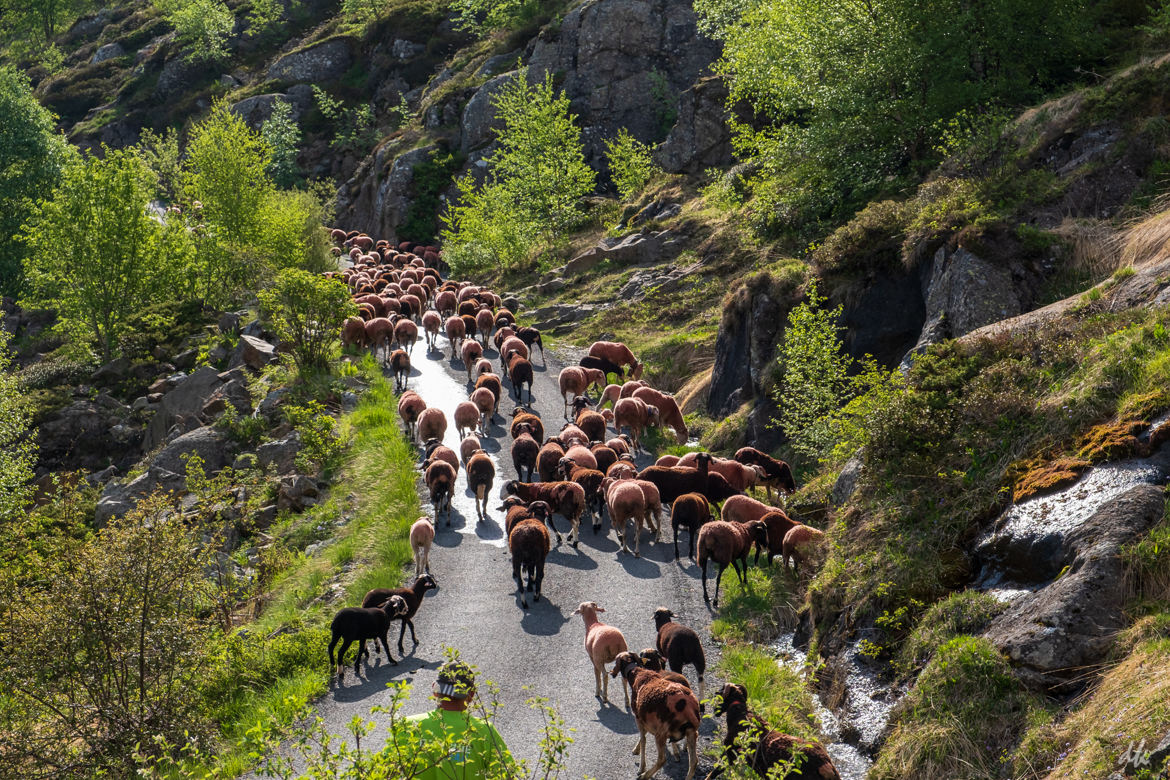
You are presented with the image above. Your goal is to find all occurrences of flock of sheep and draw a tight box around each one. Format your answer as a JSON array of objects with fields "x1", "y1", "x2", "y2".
[{"x1": 320, "y1": 230, "x2": 841, "y2": 780}]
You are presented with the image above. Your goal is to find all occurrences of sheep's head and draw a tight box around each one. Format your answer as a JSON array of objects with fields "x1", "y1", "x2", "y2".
[
  {"x1": 378, "y1": 594, "x2": 409, "y2": 617},
  {"x1": 415, "y1": 573, "x2": 439, "y2": 592},
  {"x1": 645, "y1": 405, "x2": 661, "y2": 425},
  {"x1": 652, "y1": 607, "x2": 675, "y2": 629},
  {"x1": 503, "y1": 480, "x2": 521, "y2": 495},
  {"x1": 611, "y1": 651, "x2": 642, "y2": 679},
  {"x1": 745, "y1": 520, "x2": 769, "y2": 547},
  {"x1": 712, "y1": 683, "x2": 748, "y2": 716},
  {"x1": 638, "y1": 648, "x2": 665, "y2": 671},
  {"x1": 631, "y1": 361, "x2": 645, "y2": 380},
  {"x1": 572, "y1": 601, "x2": 604, "y2": 619},
  {"x1": 496, "y1": 496, "x2": 527, "y2": 512},
  {"x1": 528, "y1": 501, "x2": 551, "y2": 520}
]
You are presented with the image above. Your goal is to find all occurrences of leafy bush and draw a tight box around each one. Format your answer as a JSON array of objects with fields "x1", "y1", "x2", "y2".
[
  {"x1": 451, "y1": 0, "x2": 543, "y2": 36},
  {"x1": 261, "y1": 99, "x2": 303, "y2": 189},
  {"x1": 442, "y1": 70, "x2": 595, "y2": 274},
  {"x1": 0, "y1": 327, "x2": 34, "y2": 528},
  {"x1": 258, "y1": 269, "x2": 355, "y2": 373},
  {"x1": 399, "y1": 147, "x2": 463, "y2": 243},
  {"x1": 284, "y1": 401, "x2": 346, "y2": 473},
  {"x1": 312, "y1": 86, "x2": 377, "y2": 153},
  {"x1": 604, "y1": 128, "x2": 659, "y2": 201},
  {"x1": 155, "y1": 0, "x2": 235, "y2": 63}
]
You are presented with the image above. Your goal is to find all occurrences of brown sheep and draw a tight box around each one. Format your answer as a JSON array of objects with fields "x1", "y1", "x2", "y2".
[
  {"x1": 782, "y1": 524, "x2": 824, "y2": 573},
  {"x1": 364, "y1": 317, "x2": 394, "y2": 356},
  {"x1": 721, "y1": 496, "x2": 800, "y2": 565},
  {"x1": 559, "y1": 367, "x2": 591, "y2": 418},
  {"x1": 607, "y1": 479, "x2": 651, "y2": 556},
  {"x1": 390, "y1": 348, "x2": 410, "y2": 391},
  {"x1": 423, "y1": 439, "x2": 459, "y2": 472},
  {"x1": 656, "y1": 454, "x2": 681, "y2": 467},
  {"x1": 696, "y1": 520, "x2": 767, "y2": 606},
  {"x1": 425, "y1": 459, "x2": 456, "y2": 523},
  {"x1": 559, "y1": 423, "x2": 590, "y2": 449},
  {"x1": 507, "y1": 351, "x2": 534, "y2": 403},
  {"x1": 397, "y1": 391, "x2": 425, "y2": 441},
  {"x1": 470, "y1": 386, "x2": 497, "y2": 430},
  {"x1": 461, "y1": 313, "x2": 478, "y2": 343},
  {"x1": 454, "y1": 401, "x2": 481, "y2": 439},
  {"x1": 516, "y1": 326, "x2": 544, "y2": 360},
  {"x1": 576, "y1": 408, "x2": 607, "y2": 443},
  {"x1": 590, "y1": 443, "x2": 618, "y2": 475},
  {"x1": 601, "y1": 383, "x2": 622, "y2": 408},
  {"x1": 435, "y1": 289, "x2": 457, "y2": 317},
  {"x1": 587, "y1": 341, "x2": 644, "y2": 380},
  {"x1": 466, "y1": 450, "x2": 495, "y2": 522},
  {"x1": 671, "y1": 492, "x2": 714, "y2": 561},
  {"x1": 444, "y1": 315, "x2": 465, "y2": 358},
  {"x1": 734, "y1": 447, "x2": 798, "y2": 501},
  {"x1": 611, "y1": 655, "x2": 700, "y2": 780},
  {"x1": 678, "y1": 452, "x2": 764, "y2": 492},
  {"x1": 475, "y1": 373, "x2": 503, "y2": 416},
  {"x1": 537, "y1": 439, "x2": 566, "y2": 482},
  {"x1": 632, "y1": 387, "x2": 687, "y2": 445},
  {"x1": 475, "y1": 308, "x2": 495, "y2": 347},
  {"x1": 461, "y1": 339, "x2": 484, "y2": 383},
  {"x1": 653, "y1": 607, "x2": 706, "y2": 708},
  {"x1": 459, "y1": 434, "x2": 482, "y2": 466},
  {"x1": 511, "y1": 430, "x2": 540, "y2": 482},
  {"x1": 493, "y1": 325, "x2": 516, "y2": 353},
  {"x1": 619, "y1": 379, "x2": 651, "y2": 398},
  {"x1": 613, "y1": 397, "x2": 660, "y2": 451},
  {"x1": 341, "y1": 316, "x2": 367, "y2": 349},
  {"x1": 393, "y1": 317, "x2": 418, "y2": 355},
  {"x1": 573, "y1": 601, "x2": 630, "y2": 707},
  {"x1": 510, "y1": 505, "x2": 551, "y2": 609},
  {"x1": 417, "y1": 407, "x2": 447, "y2": 443},
  {"x1": 709, "y1": 683, "x2": 840, "y2": 780},
  {"x1": 563, "y1": 444, "x2": 599, "y2": 471},
  {"x1": 510, "y1": 408, "x2": 545, "y2": 442},
  {"x1": 607, "y1": 435, "x2": 633, "y2": 455},
  {"x1": 607, "y1": 459, "x2": 639, "y2": 480},
  {"x1": 473, "y1": 357, "x2": 494, "y2": 379},
  {"x1": 557, "y1": 457, "x2": 606, "y2": 527},
  {"x1": 505, "y1": 480, "x2": 586, "y2": 546},
  {"x1": 421, "y1": 310, "x2": 442, "y2": 351}
]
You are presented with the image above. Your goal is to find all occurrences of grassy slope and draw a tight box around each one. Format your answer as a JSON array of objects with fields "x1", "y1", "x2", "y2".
[{"x1": 203, "y1": 356, "x2": 420, "y2": 773}]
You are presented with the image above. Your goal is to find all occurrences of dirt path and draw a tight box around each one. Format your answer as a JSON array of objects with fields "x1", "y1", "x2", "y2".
[{"x1": 309, "y1": 334, "x2": 723, "y2": 779}]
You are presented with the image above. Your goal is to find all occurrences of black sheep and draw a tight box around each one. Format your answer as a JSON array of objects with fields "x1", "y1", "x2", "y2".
[
  {"x1": 579, "y1": 354, "x2": 624, "y2": 382},
  {"x1": 328, "y1": 594, "x2": 408, "y2": 678},
  {"x1": 653, "y1": 607, "x2": 707, "y2": 709},
  {"x1": 516, "y1": 326, "x2": 545, "y2": 359},
  {"x1": 507, "y1": 350, "x2": 534, "y2": 403},
  {"x1": 361, "y1": 573, "x2": 439, "y2": 655}
]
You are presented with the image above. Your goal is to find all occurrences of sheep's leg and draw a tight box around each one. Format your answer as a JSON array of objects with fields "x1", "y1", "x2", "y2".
[
  {"x1": 337, "y1": 638, "x2": 352, "y2": 677},
  {"x1": 397, "y1": 620, "x2": 408, "y2": 654},
  {"x1": 380, "y1": 634, "x2": 396, "y2": 665},
  {"x1": 673, "y1": 524, "x2": 680, "y2": 560},
  {"x1": 701, "y1": 560, "x2": 710, "y2": 603},
  {"x1": 713, "y1": 562, "x2": 726, "y2": 606},
  {"x1": 684, "y1": 732, "x2": 698, "y2": 780},
  {"x1": 593, "y1": 662, "x2": 604, "y2": 700},
  {"x1": 639, "y1": 735, "x2": 668, "y2": 780},
  {"x1": 328, "y1": 634, "x2": 340, "y2": 673},
  {"x1": 633, "y1": 516, "x2": 643, "y2": 558},
  {"x1": 533, "y1": 558, "x2": 543, "y2": 602},
  {"x1": 601, "y1": 662, "x2": 611, "y2": 703},
  {"x1": 353, "y1": 640, "x2": 365, "y2": 676},
  {"x1": 634, "y1": 726, "x2": 646, "y2": 759},
  {"x1": 514, "y1": 556, "x2": 527, "y2": 608}
]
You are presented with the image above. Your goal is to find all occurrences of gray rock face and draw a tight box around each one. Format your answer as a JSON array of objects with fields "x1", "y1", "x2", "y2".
[
  {"x1": 257, "y1": 432, "x2": 302, "y2": 475},
  {"x1": 91, "y1": 42, "x2": 125, "y2": 64},
  {"x1": 460, "y1": 71, "x2": 519, "y2": 154},
  {"x1": 151, "y1": 425, "x2": 231, "y2": 476},
  {"x1": 37, "y1": 398, "x2": 140, "y2": 474},
  {"x1": 831, "y1": 456, "x2": 864, "y2": 507},
  {"x1": 391, "y1": 39, "x2": 426, "y2": 60},
  {"x1": 708, "y1": 288, "x2": 784, "y2": 417},
  {"x1": 655, "y1": 75, "x2": 733, "y2": 174},
  {"x1": 529, "y1": 303, "x2": 607, "y2": 333},
  {"x1": 268, "y1": 38, "x2": 354, "y2": 84},
  {"x1": 984, "y1": 483, "x2": 1165, "y2": 688},
  {"x1": 840, "y1": 265, "x2": 927, "y2": 368},
  {"x1": 156, "y1": 55, "x2": 205, "y2": 97},
  {"x1": 526, "y1": 0, "x2": 721, "y2": 163},
  {"x1": 144, "y1": 366, "x2": 223, "y2": 451},
  {"x1": 904, "y1": 247, "x2": 1022, "y2": 363},
  {"x1": 230, "y1": 94, "x2": 292, "y2": 130},
  {"x1": 565, "y1": 230, "x2": 683, "y2": 276}
]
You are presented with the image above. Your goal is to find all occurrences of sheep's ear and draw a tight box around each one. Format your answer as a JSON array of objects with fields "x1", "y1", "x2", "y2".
[{"x1": 596, "y1": 606, "x2": 606, "y2": 613}]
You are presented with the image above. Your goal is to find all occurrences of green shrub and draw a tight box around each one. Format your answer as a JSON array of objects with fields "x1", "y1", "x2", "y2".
[
  {"x1": 399, "y1": 147, "x2": 463, "y2": 243},
  {"x1": 261, "y1": 99, "x2": 303, "y2": 189},
  {"x1": 258, "y1": 269, "x2": 355, "y2": 374},
  {"x1": 312, "y1": 86, "x2": 377, "y2": 153},
  {"x1": 604, "y1": 128, "x2": 659, "y2": 201},
  {"x1": 155, "y1": 0, "x2": 235, "y2": 63},
  {"x1": 450, "y1": 0, "x2": 543, "y2": 37},
  {"x1": 284, "y1": 401, "x2": 346, "y2": 474}
]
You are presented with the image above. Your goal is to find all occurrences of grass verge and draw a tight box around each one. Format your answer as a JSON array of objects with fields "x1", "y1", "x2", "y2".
[{"x1": 202, "y1": 357, "x2": 420, "y2": 772}]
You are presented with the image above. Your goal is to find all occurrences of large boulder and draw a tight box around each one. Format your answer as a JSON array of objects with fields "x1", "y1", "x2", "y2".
[
  {"x1": 151, "y1": 425, "x2": 231, "y2": 476},
  {"x1": 256, "y1": 432, "x2": 302, "y2": 475},
  {"x1": 983, "y1": 482, "x2": 1165, "y2": 689},
  {"x1": 268, "y1": 38, "x2": 354, "y2": 84},
  {"x1": 230, "y1": 94, "x2": 294, "y2": 130},
  {"x1": 565, "y1": 230, "x2": 684, "y2": 276},
  {"x1": 37, "y1": 397, "x2": 141, "y2": 474},
  {"x1": 230, "y1": 335, "x2": 277, "y2": 371},
  {"x1": 655, "y1": 75, "x2": 734, "y2": 174},
  {"x1": 143, "y1": 366, "x2": 223, "y2": 451},
  {"x1": 460, "y1": 71, "x2": 519, "y2": 154}
]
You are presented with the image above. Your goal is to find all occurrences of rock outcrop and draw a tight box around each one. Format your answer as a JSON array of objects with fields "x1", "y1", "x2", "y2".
[
  {"x1": 655, "y1": 75, "x2": 734, "y2": 174},
  {"x1": 268, "y1": 38, "x2": 354, "y2": 84}
]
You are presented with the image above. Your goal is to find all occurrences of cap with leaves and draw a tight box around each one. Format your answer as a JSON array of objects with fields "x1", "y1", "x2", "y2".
[{"x1": 435, "y1": 660, "x2": 476, "y2": 699}]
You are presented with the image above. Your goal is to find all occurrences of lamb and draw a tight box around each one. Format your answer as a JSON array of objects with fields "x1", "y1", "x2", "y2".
[
  {"x1": 459, "y1": 434, "x2": 482, "y2": 466},
  {"x1": 606, "y1": 479, "x2": 651, "y2": 556},
  {"x1": 361, "y1": 574, "x2": 439, "y2": 655},
  {"x1": 557, "y1": 457, "x2": 605, "y2": 525},
  {"x1": 633, "y1": 386, "x2": 688, "y2": 445},
  {"x1": 389, "y1": 349, "x2": 411, "y2": 391},
  {"x1": 397, "y1": 391, "x2": 426, "y2": 441},
  {"x1": 696, "y1": 520, "x2": 767, "y2": 606},
  {"x1": 423, "y1": 439, "x2": 459, "y2": 471},
  {"x1": 364, "y1": 316, "x2": 394, "y2": 356},
  {"x1": 454, "y1": 401, "x2": 481, "y2": 439},
  {"x1": 580, "y1": 354, "x2": 625, "y2": 383},
  {"x1": 425, "y1": 459, "x2": 456, "y2": 523},
  {"x1": 470, "y1": 385, "x2": 497, "y2": 430},
  {"x1": 393, "y1": 317, "x2": 418, "y2": 355},
  {"x1": 536, "y1": 439, "x2": 566, "y2": 482},
  {"x1": 510, "y1": 503, "x2": 551, "y2": 608},
  {"x1": 613, "y1": 397, "x2": 660, "y2": 451},
  {"x1": 328, "y1": 594, "x2": 409, "y2": 677},
  {"x1": 409, "y1": 517, "x2": 435, "y2": 576},
  {"x1": 516, "y1": 326, "x2": 544, "y2": 360},
  {"x1": 587, "y1": 341, "x2": 644, "y2": 380},
  {"x1": 671, "y1": 492, "x2": 715, "y2": 560},
  {"x1": 507, "y1": 351, "x2": 534, "y2": 403},
  {"x1": 782, "y1": 524, "x2": 824, "y2": 573},
  {"x1": 559, "y1": 367, "x2": 591, "y2": 418},
  {"x1": 734, "y1": 447, "x2": 797, "y2": 501},
  {"x1": 511, "y1": 429, "x2": 540, "y2": 482},
  {"x1": 708, "y1": 683, "x2": 840, "y2": 780},
  {"x1": 611, "y1": 654, "x2": 700, "y2": 780},
  {"x1": 444, "y1": 315, "x2": 465, "y2": 358},
  {"x1": 505, "y1": 480, "x2": 586, "y2": 546},
  {"x1": 721, "y1": 496, "x2": 800, "y2": 565},
  {"x1": 572, "y1": 601, "x2": 630, "y2": 707},
  {"x1": 466, "y1": 450, "x2": 495, "y2": 522},
  {"x1": 510, "y1": 408, "x2": 545, "y2": 442},
  {"x1": 462, "y1": 339, "x2": 484, "y2": 383},
  {"x1": 417, "y1": 407, "x2": 448, "y2": 443},
  {"x1": 652, "y1": 607, "x2": 706, "y2": 707}
]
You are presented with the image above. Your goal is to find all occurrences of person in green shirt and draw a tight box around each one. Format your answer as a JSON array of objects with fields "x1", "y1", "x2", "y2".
[{"x1": 395, "y1": 659, "x2": 517, "y2": 779}]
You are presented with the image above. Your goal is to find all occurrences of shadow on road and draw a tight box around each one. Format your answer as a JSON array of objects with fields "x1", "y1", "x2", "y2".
[
  {"x1": 618, "y1": 554, "x2": 661, "y2": 579},
  {"x1": 594, "y1": 702, "x2": 638, "y2": 734},
  {"x1": 547, "y1": 546, "x2": 598, "y2": 571},
  {"x1": 518, "y1": 599, "x2": 571, "y2": 635}
]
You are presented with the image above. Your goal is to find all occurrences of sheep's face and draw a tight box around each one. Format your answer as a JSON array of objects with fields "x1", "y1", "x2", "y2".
[
  {"x1": 416, "y1": 574, "x2": 438, "y2": 592},
  {"x1": 712, "y1": 683, "x2": 748, "y2": 716},
  {"x1": 652, "y1": 607, "x2": 675, "y2": 628},
  {"x1": 639, "y1": 649, "x2": 665, "y2": 671},
  {"x1": 611, "y1": 651, "x2": 640, "y2": 678}
]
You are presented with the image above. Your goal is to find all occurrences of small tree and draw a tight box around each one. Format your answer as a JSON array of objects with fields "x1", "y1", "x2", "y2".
[
  {"x1": 0, "y1": 326, "x2": 34, "y2": 527},
  {"x1": 154, "y1": 0, "x2": 235, "y2": 63},
  {"x1": 22, "y1": 147, "x2": 164, "y2": 361},
  {"x1": 0, "y1": 494, "x2": 216, "y2": 777},
  {"x1": 604, "y1": 128, "x2": 659, "y2": 201},
  {"x1": 261, "y1": 99, "x2": 303, "y2": 189},
  {"x1": 0, "y1": 65, "x2": 72, "y2": 297},
  {"x1": 258, "y1": 268, "x2": 355, "y2": 373}
]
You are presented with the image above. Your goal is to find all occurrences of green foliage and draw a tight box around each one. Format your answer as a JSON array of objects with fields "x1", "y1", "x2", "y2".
[
  {"x1": 0, "y1": 494, "x2": 218, "y2": 777},
  {"x1": 701, "y1": 0, "x2": 1094, "y2": 232},
  {"x1": 0, "y1": 0, "x2": 95, "y2": 41},
  {"x1": 261, "y1": 99, "x2": 303, "y2": 189},
  {"x1": 283, "y1": 400, "x2": 347, "y2": 473},
  {"x1": 0, "y1": 65, "x2": 72, "y2": 297},
  {"x1": 21, "y1": 147, "x2": 170, "y2": 361},
  {"x1": 340, "y1": 0, "x2": 387, "y2": 21},
  {"x1": 873, "y1": 636, "x2": 1033, "y2": 780},
  {"x1": 135, "y1": 127, "x2": 183, "y2": 201},
  {"x1": 442, "y1": 70, "x2": 595, "y2": 274},
  {"x1": 155, "y1": 0, "x2": 236, "y2": 63},
  {"x1": 1123, "y1": 500, "x2": 1170, "y2": 608},
  {"x1": 451, "y1": 0, "x2": 542, "y2": 37},
  {"x1": 245, "y1": 0, "x2": 283, "y2": 37},
  {"x1": 0, "y1": 327, "x2": 35, "y2": 529},
  {"x1": 259, "y1": 269, "x2": 355, "y2": 374},
  {"x1": 896, "y1": 591, "x2": 1006, "y2": 677},
  {"x1": 604, "y1": 128, "x2": 659, "y2": 201},
  {"x1": 400, "y1": 147, "x2": 463, "y2": 243},
  {"x1": 312, "y1": 86, "x2": 378, "y2": 153}
]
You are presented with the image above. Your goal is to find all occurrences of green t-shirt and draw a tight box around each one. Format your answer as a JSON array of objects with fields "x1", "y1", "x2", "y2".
[{"x1": 396, "y1": 707, "x2": 515, "y2": 779}]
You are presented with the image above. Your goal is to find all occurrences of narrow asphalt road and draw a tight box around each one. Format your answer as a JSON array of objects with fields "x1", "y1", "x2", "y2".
[{"x1": 309, "y1": 331, "x2": 724, "y2": 779}]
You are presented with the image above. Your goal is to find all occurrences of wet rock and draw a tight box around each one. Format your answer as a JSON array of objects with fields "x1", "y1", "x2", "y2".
[
  {"x1": 268, "y1": 38, "x2": 354, "y2": 84},
  {"x1": 144, "y1": 366, "x2": 223, "y2": 451},
  {"x1": 984, "y1": 483, "x2": 1165, "y2": 689},
  {"x1": 230, "y1": 335, "x2": 277, "y2": 371},
  {"x1": 903, "y1": 247, "x2": 1021, "y2": 364},
  {"x1": 256, "y1": 432, "x2": 302, "y2": 475},
  {"x1": 655, "y1": 75, "x2": 735, "y2": 174},
  {"x1": 91, "y1": 42, "x2": 125, "y2": 64}
]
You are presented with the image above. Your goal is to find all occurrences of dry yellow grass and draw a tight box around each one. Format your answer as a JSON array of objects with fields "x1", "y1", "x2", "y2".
[{"x1": 1120, "y1": 205, "x2": 1170, "y2": 268}]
